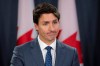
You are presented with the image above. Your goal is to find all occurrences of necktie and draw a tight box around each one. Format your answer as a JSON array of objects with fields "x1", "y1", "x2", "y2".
[{"x1": 45, "y1": 46, "x2": 52, "y2": 66}]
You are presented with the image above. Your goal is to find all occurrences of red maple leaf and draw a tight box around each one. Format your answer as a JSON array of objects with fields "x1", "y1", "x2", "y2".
[
  {"x1": 57, "y1": 30, "x2": 83, "y2": 63},
  {"x1": 17, "y1": 29, "x2": 33, "y2": 45}
]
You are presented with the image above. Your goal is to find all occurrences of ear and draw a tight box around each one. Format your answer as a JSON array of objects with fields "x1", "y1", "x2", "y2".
[{"x1": 34, "y1": 23, "x2": 39, "y2": 31}]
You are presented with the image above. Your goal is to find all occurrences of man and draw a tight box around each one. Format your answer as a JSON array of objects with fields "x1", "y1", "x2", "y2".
[{"x1": 10, "y1": 3, "x2": 80, "y2": 66}]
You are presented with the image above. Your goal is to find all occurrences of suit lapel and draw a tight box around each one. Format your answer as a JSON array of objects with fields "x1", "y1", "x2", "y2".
[
  {"x1": 55, "y1": 40, "x2": 65, "y2": 66},
  {"x1": 30, "y1": 39, "x2": 65, "y2": 66},
  {"x1": 30, "y1": 38, "x2": 44, "y2": 66}
]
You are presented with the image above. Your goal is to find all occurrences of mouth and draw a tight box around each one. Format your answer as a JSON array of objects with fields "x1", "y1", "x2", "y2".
[{"x1": 47, "y1": 32, "x2": 57, "y2": 36}]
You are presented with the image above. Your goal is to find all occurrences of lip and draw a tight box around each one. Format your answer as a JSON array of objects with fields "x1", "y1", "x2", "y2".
[{"x1": 47, "y1": 33, "x2": 56, "y2": 36}]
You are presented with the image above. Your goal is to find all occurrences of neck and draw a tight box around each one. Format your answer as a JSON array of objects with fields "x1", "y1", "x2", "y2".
[{"x1": 38, "y1": 36, "x2": 55, "y2": 45}]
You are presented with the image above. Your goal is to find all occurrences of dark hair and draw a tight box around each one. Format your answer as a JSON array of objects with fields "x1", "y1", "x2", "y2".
[{"x1": 33, "y1": 3, "x2": 60, "y2": 24}]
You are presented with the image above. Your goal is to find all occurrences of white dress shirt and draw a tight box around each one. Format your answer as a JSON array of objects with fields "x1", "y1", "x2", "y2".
[{"x1": 38, "y1": 36, "x2": 56, "y2": 66}]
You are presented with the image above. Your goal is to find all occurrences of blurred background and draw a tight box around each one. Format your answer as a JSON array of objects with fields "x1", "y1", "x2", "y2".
[{"x1": 0, "y1": 0, "x2": 100, "y2": 66}]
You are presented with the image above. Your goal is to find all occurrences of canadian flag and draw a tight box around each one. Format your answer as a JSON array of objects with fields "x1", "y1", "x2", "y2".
[
  {"x1": 17, "y1": 0, "x2": 37, "y2": 45},
  {"x1": 58, "y1": 0, "x2": 83, "y2": 66}
]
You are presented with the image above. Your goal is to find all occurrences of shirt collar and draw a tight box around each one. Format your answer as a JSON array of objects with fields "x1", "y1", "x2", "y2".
[{"x1": 38, "y1": 35, "x2": 56, "y2": 50}]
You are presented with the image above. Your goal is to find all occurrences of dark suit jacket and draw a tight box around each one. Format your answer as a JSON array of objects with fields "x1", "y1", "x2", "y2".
[{"x1": 10, "y1": 38, "x2": 80, "y2": 66}]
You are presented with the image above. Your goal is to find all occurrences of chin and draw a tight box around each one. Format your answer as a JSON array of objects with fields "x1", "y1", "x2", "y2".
[{"x1": 48, "y1": 38, "x2": 55, "y2": 41}]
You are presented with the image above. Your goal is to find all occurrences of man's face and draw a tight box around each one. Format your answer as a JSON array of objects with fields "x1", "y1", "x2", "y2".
[{"x1": 35, "y1": 13, "x2": 60, "y2": 44}]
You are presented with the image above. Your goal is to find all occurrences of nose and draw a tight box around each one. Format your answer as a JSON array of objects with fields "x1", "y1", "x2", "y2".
[{"x1": 49, "y1": 24, "x2": 55, "y2": 31}]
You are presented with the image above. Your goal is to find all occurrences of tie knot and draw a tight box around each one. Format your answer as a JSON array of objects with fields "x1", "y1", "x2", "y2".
[{"x1": 45, "y1": 46, "x2": 52, "y2": 51}]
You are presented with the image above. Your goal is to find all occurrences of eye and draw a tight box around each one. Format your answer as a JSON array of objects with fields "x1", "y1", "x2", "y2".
[
  {"x1": 53, "y1": 20, "x2": 58, "y2": 24},
  {"x1": 53, "y1": 21, "x2": 57, "y2": 24},
  {"x1": 43, "y1": 22, "x2": 49, "y2": 25},
  {"x1": 53, "y1": 19, "x2": 59, "y2": 24}
]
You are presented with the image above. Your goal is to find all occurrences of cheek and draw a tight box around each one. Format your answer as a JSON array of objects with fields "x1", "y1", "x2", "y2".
[
  {"x1": 39, "y1": 27, "x2": 47, "y2": 34},
  {"x1": 55, "y1": 24, "x2": 60, "y2": 29},
  {"x1": 55, "y1": 26, "x2": 60, "y2": 31}
]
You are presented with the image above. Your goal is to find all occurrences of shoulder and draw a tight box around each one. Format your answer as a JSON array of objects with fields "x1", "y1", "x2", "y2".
[
  {"x1": 57, "y1": 40, "x2": 77, "y2": 53},
  {"x1": 63, "y1": 42, "x2": 75, "y2": 51},
  {"x1": 57, "y1": 41, "x2": 80, "y2": 66},
  {"x1": 15, "y1": 41, "x2": 32, "y2": 49},
  {"x1": 14, "y1": 39, "x2": 37, "y2": 52}
]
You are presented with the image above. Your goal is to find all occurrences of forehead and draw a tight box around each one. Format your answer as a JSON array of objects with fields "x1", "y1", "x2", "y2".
[{"x1": 39, "y1": 13, "x2": 58, "y2": 21}]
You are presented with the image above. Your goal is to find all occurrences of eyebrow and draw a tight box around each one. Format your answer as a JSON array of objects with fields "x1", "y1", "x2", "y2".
[
  {"x1": 42, "y1": 18, "x2": 58, "y2": 23},
  {"x1": 53, "y1": 19, "x2": 58, "y2": 22}
]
